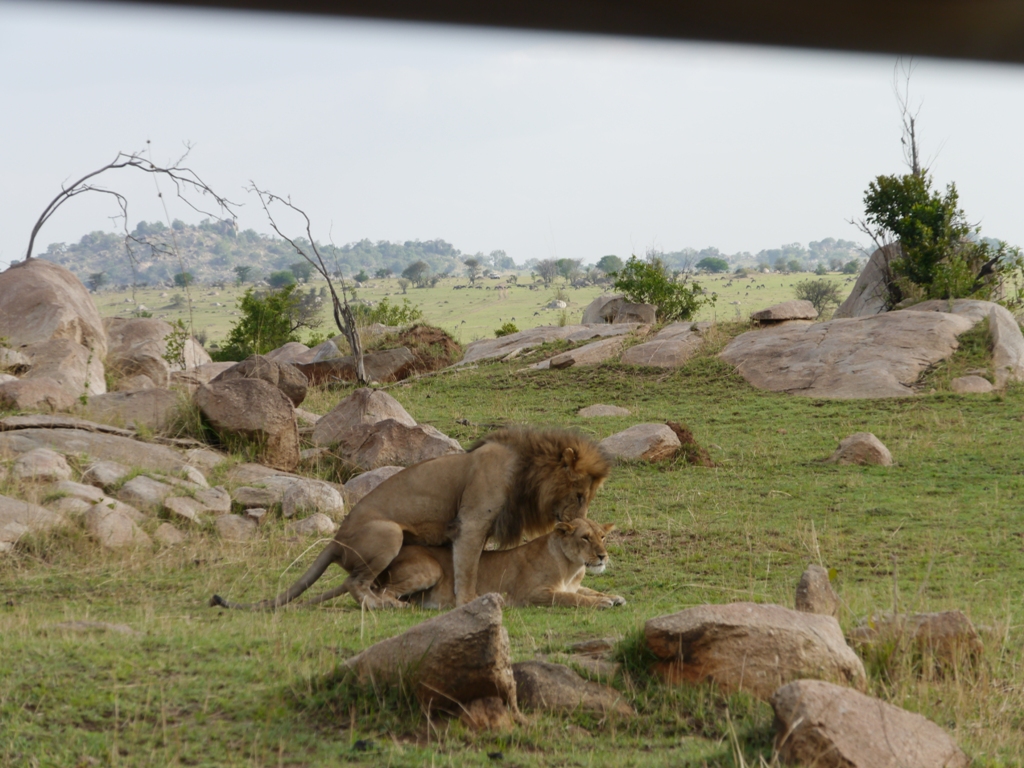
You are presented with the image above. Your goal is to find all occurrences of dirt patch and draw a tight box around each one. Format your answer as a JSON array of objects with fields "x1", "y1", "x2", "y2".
[
  {"x1": 373, "y1": 325, "x2": 463, "y2": 374},
  {"x1": 665, "y1": 421, "x2": 715, "y2": 467}
]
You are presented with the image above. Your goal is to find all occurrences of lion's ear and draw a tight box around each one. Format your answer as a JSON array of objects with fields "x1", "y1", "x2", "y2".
[
  {"x1": 555, "y1": 522, "x2": 575, "y2": 535},
  {"x1": 602, "y1": 523, "x2": 616, "y2": 534},
  {"x1": 562, "y1": 448, "x2": 578, "y2": 471}
]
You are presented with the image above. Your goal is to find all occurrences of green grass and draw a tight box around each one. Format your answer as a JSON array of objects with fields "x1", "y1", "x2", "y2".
[{"x1": 5, "y1": 332, "x2": 1024, "y2": 765}]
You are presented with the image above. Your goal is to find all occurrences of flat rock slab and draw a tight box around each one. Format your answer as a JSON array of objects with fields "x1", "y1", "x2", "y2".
[
  {"x1": 81, "y1": 388, "x2": 180, "y2": 431},
  {"x1": 0, "y1": 428, "x2": 187, "y2": 473},
  {"x1": 771, "y1": 680, "x2": 969, "y2": 768},
  {"x1": 751, "y1": 299, "x2": 818, "y2": 322},
  {"x1": 577, "y1": 404, "x2": 631, "y2": 417},
  {"x1": 600, "y1": 424, "x2": 681, "y2": 462},
  {"x1": 13, "y1": 448, "x2": 72, "y2": 482},
  {"x1": 339, "y1": 593, "x2": 517, "y2": 712},
  {"x1": 512, "y1": 661, "x2": 633, "y2": 716},
  {"x1": 0, "y1": 414, "x2": 135, "y2": 437},
  {"x1": 621, "y1": 333, "x2": 703, "y2": 368},
  {"x1": 460, "y1": 324, "x2": 641, "y2": 365},
  {"x1": 532, "y1": 337, "x2": 625, "y2": 370},
  {"x1": 720, "y1": 309, "x2": 976, "y2": 399},
  {"x1": 645, "y1": 602, "x2": 866, "y2": 700}
]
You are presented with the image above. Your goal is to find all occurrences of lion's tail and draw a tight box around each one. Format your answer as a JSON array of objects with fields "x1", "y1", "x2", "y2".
[{"x1": 209, "y1": 542, "x2": 341, "y2": 611}]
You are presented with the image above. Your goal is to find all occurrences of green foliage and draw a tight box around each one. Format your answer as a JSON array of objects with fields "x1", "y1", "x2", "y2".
[
  {"x1": 373, "y1": 268, "x2": 390, "y2": 279},
  {"x1": 86, "y1": 271, "x2": 107, "y2": 291},
  {"x1": 814, "y1": 262, "x2": 829, "y2": 275},
  {"x1": 494, "y1": 321, "x2": 519, "y2": 338},
  {"x1": 596, "y1": 254, "x2": 624, "y2": 275},
  {"x1": 555, "y1": 258, "x2": 582, "y2": 282},
  {"x1": 268, "y1": 270, "x2": 296, "y2": 288},
  {"x1": 351, "y1": 297, "x2": 424, "y2": 327},
  {"x1": 215, "y1": 285, "x2": 303, "y2": 361},
  {"x1": 354, "y1": 269, "x2": 369, "y2": 283},
  {"x1": 401, "y1": 260, "x2": 431, "y2": 287},
  {"x1": 785, "y1": 258, "x2": 803, "y2": 273},
  {"x1": 696, "y1": 256, "x2": 729, "y2": 273},
  {"x1": 793, "y1": 278, "x2": 843, "y2": 316},
  {"x1": 233, "y1": 264, "x2": 253, "y2": 285},
  {"x1": 842, "y1": 258, "x2": 861, "y2": 274},
  {"x1": 169, "y1": 293, "x2": 186, "y2": 309},
  {"x1": 613, "y1": 255, "x2": 716, "y2": 322},
  {"x1": 173, "y1": 271, "x2": 194, "y2": 287},
  {"x1": 288, "y1": 261, "x2": 313, "y2": 282},
  {"x1": 162, "y1": 319, "x2": 190, "y2": 369}
]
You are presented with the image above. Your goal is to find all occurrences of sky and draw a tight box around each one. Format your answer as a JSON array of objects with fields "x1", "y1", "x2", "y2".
[{"x1": 3, "y1": 1, "x2": 1024, "y2": 270}]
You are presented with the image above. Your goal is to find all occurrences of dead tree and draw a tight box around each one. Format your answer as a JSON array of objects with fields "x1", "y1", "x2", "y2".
[{"x1": 250, "y1": 185, "x2": 367, "y2": 385}]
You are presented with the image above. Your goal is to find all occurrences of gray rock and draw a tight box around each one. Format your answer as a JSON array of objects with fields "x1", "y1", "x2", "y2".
[
  {"x1": 950, "y1": 374, "x2": 994, "y2": 393},
  {"x1": 154, "y1": 523, "x2": 186, "y2": 546},
  {"x1": 0, "y1": 373, "x2": 17, "y2": 384},
  {"x1": 116, "y1": 374, "x2": 156, "y2": 392},
  {"x1": 245, "y1": 508, "x2": 269, "y2": 525},
  {"x1": 215, "y1": 514, "x2": 258, "y2": 541},
  {"x1": 600, "y1": 424, "x2": 680, "y2": 462},
  {"x1": 195, "y1": 378, "x2": 300, "y2": 471},
  {"x1": 827, "y1": 432, "x2": 892, "y2": 466},
  {"x1": 281, "y1": 479, "x2": 344, "y2": 520},
  {"x1": 848, "y1": 610, "x2": 983, "y2": 669},
  {"x1": 0, "y1": 428, "x2": 187, "y2": 474},
  {"x1": 611, "y1": 302, "x2": 656, "y2": 324},
  {"x1": 0, "y1": 347, "x2": 30, "y2": 372},
  {"x1": 285, "y1": 512, "x2": 336, "y2": 537},
  {"x1": 20, "y1": 338, "x2": 106, "y2": 398},
  {"x1": 335, "y1": 419, "x2": 464, "y2": 470},
  {"x1": 833, "y1": 244, "x2": 900, "y2": 319},
  {"x1": 0, "y1": 378, "x2": 76, "y2": 412},
  {"x1": 118, "y1": 475, "x2": 176, "y2": 511},
  {"x1": 512, "y1": 661, "x2": 633, "y2": 716},
  {"x1": 577, "y1": 404, "x2": 631, "y2": 417},
  {"x1": 211, "y1": 354, "x2": 308, "y2": 407},
  {"x1": 0, "y1": 495, "x2": 67, "y2": 549},
  {"x1": 581, "y1": 294, "x2": 624, "y2": 324},
  {"x1": 720, "y1": 309, "x2": 976, "y2": 399},
  {"x1": 771, "y1": 680, "x2": 969, "y2": 767},
  {"x1": 645, "y1": 602, "x2": 866, "y2": 700},
  {"x1": 621, "y1": 328, "x2": 703, "y2": 368},
  {"x1": 460, "y1": 324, "x2": 640, "y2": 365},
  {"x1": 83, "y1": 503, "x2": 151, "y2": 549},
  {"x1": 170, "y1": 361, "x2": 235, "y2": 392},
  {"x1": 795, "y1": 564, "x2": 839, "y2": 618},
  {"x1": 312, "y1": 388, "x2": 416, "y2": 447},
  {"x1": 231, "y1": 475, "x2": 300, "y2": 508},
  {"x1": 104, "y1": 316, "x2": 210, "y2": 389},
  {"x1": 81, "y1": 460, "x2": 131, "y2": 489},
  {"x1": 51, "y1": 480, "x2": 106, "y2": 505},
  {"x1": 48, "y1": 496, "x2": 92, "y2": 517},
  {"x1": 163, "y1": 496, "x2": 207, "y2": 523},
  {"x1": 989, "y1": 303, "x2": 1024, "y2": 386},
  {"x1": 12, "y1": 447, "x2": 72, "y2": 482},
  {"x1": 750, "y1": 299, "x2": 818, "y2": 322},
  {"x1": 263, "y1": 341, "x2": 314, "y2": 365},
  {"x1": 194, "y1": 486, "x2": 232, "y2": 515},
  {"x1": 296, "y1": 347, "x2": 418, "y2": 385},
  {"x1": 183, "y1": 448, "x2": 229, "y2": 472},
  {"x1": 546, "y1": 337, "x2": 625, "y2": 370},
  {"x1": 343, "y1": 465, "x2": 405, "y2": 506},
  {"x1": 80, "y1": 388, "x2": 179, "y2": 431}
]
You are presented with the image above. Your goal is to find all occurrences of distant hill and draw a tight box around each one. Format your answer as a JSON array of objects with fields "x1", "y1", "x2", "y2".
[{"x1": 37, "y1": 219, "x2": 502, "y2": 287}]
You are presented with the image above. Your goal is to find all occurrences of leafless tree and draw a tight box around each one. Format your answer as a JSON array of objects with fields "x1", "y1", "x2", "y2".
[
  {"x1": 894, "y1": 57, "x2": 923, "y2": 178},
  {"x1": 249, "y1": 184, "x2": 367, "y2": 384}
]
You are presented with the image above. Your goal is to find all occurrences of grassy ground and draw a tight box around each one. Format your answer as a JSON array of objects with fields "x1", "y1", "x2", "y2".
[
  {"x1": 4, "y1": 323, "x2": 1024, "y2": 766},
  {"x1": 91, "y1": 272, "x2": 851, "y2": 350}
]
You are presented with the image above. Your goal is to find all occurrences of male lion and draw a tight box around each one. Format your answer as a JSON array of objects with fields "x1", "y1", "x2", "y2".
[
  {"x1": 210, "y1": 428, "x2": 610, "y2": 610},
  {"x1": 304, "y1": 518, "x2": 626, "y2": 609}
]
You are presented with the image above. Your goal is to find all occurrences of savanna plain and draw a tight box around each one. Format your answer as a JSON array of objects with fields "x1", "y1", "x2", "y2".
[{"x1": 3, "y1": 295, "x2": 1024, "y2": 767}]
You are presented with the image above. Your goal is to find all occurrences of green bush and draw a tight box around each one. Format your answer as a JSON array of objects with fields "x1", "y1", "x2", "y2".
[
  {"x1": 793, "y1": 278, "x2": 843, "y2": 316},
  {"x1": 213, "y1": 285, "x2": 303, "y2": 361},
  {"x1": 351, "y1": 297, "x2": 423, "y2": 327},
  {"x1": 268, "y1": 270, "x2": 296, "y2": 288},
  {"x1": 613, "y1": 256, "x2": 715, "y2": 322},
  {"x1": 494, "y1": 322, "x2": 519, "y2": 337}
]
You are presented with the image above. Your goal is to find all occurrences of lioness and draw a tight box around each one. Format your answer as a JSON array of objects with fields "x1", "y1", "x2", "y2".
[
  {"x1": 304, "y1": 518, "x2": 626, "y2": 609},
  {"x1": 211, "y1": 428, "x2": 610, "y2": 610}
]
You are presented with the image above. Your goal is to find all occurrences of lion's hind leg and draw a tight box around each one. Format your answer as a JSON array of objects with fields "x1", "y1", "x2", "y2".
[
  {"x1": 335, "y1": 519, "x2": 408, "y2": 609},
  {"x1": 378, "y1": 546, "x2": 446, "y2": 604}
]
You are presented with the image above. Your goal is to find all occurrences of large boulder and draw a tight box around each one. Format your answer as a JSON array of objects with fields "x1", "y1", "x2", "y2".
[
  {"x1": 0, "y1": 378, "x2": 76, "y2": 412},
  {"x1": 645, "y1": 602, "x2": 866, "y2": 700},
  {"x1": 0, "y1": 258, "x2": 107, "y2": 357},
  {"x1": 104, "y1": 317, "x2": 210, "y2": 388},
  {"x1": 512, "y1": 661, "x2": 633, "y2": 716},
  {"x1": 262, "y1": 341, "x2": 314, "y2": 365},
  {"x1": 0, "y1": 427, "x2": 188, "y2": 474},
  {"x1": 600, "y1": 423, "x2": 680, "y2": 462},
  {"x1": 170, "y1": 362, "x2": 236, "y2": 392},
  {"x1": 0, "y1": 495, "x2": 67, "y2": 552},
  {"x1": 750, "y1": 299, "x2": 818, "y2": 323},
  {"x1": 621, "y1": 322, "x2": 704, "y2": 368},
  {"x1": 80, "y1": 388, "x2": 180, "y2": 431},
  {"x1": 12, "y1": 448, "x2": 72, "y2": 482},
  {"x1": 770, "y1": 680, "x2": 969, "y2": 767},
  {"x1": 194, "y1": 378, "x2": 300, "y2": 471},
  {"x1": 20, "y1": 338, "x2": 106, "y2": 398},
  {"x1": 833, "y1": 244, "x2": 900, "y2": 319},
  {"x1": 295, "y1": 347, "x2": 417, "y2": 385},
  {"x1": 342, "y1": 465, "x2": 405, "y2": 506},
  {"x1": 311, "y1": 388, "x2": 416, "y2": 447},
  {"x1": 720, "y1": 309, "x2": 976, "y2": 399},
  {"x1": 211, "y1": 354, "x2": 308, "y2": 407},
  {"x1": 532, "y1": 337, "x2": 625, "y2": 370},
  {"x1": 611, "y1": 302, "x2": 656, "y2": 324},
  {"x1": 336, "y1": 419, "x2": 464, "y2": 470},
  {"x1": 338, "y1": 593, "x2": 517, "y2": 713},
  {"x1": 581, "y1": 294, "x2": 624, "y2": 324}
]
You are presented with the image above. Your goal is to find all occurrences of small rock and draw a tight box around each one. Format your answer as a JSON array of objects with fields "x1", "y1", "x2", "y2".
[
  {"x1": 118, "y1": 475, "x2": 176, "y2": 511},
  {"x1": 163, "y1": 496, "x2": 207, "y2": 524},
  {"x1": 569, "y1": 637, "x2": 619, "y2": 657},
  {"x1": 232, "y1": 486, "x2": 283, "y2": 509},
  {"x1": 281, "y1": 479, "x2": 344, "y2": 520},
  {"x1": 194, "y1": 486, "x2": 232, "y2": 515},
  {"x1": 795, "y1": 564, "x2": 839, "y2": 618},
  {"x1": 577, "y1": 404, "x2": 631, "y2": 417},
  {"x1": 285, "y1": 513, "x2": 335, "y2": 537},
  {"x1": 154, "y1": 523, "x2": 186, "y2": 546},
  {"x1": 771, "y1": 680, "x2": 970, "y2": 768},
  {"x1": 13, "y1": 448, "x2": 72, "y2": 482},
  {"x1": 544, "y1": 337, "x2": 624, "y2": 370},
  {"x1": 183, "y1": 447, "x2": 229, "y2": 472},
  {"x1": 215, "y1": 514, "x2": 257, "y2": 541},
  {"x1": 950, "y1": 375, "x2": 994, "y2": 394},
  {"x1": 48, "y1": 496, "x2": 92, "y2": 517},
  {"x1": 81, "y1": 460, "x2": 131, "y2": 489},
  {"x1": 177, "y1": 465, "x2": 209, "y2": 488},
  {"x1": 51, "y1": 480, "x2": 107, "y2": 505},
  {"x1": 83, "y1": 503, "x2": 151, "y2": 549},
  {"x1": 599, "y1": 424, "x2": 680, "y2": 462},
  {"x1": 565, "y1": 654, "x2": 621, "y2": 680},
  {"x1": 245, "y1": 508, "x2": 269, "y2": 525},
  {"x1": 50, "y1": 621, "x2": 140, "y2": 635},
  {"x1": 343, "y1": 466, "x2": 404, "y2": 507},
  {"x1": 827, "y1": 432, "x2": 892, "y2": 466},
  {"x1": 294, "y1": 407, "x2": 321, "y2": 426},
  {"x1": 512, "y1": 661, "x2": 633, "y2": 716}
]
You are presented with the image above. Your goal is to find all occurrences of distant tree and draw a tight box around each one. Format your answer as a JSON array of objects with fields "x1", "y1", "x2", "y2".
[
  {"x1": 555, "y1": 258, "x2": 583, "y2": 283},
  {"x1": 829, "y1": 257, "x2": 844, "y2": 271},
  {"x1": 402, "y1": 260, "x2": 431, "y2": 288},
  {"x1": 268, "y1": 270, "x2": 296, "y2": 288},
  {"x1": 696, "y1": 256, "x2": 729, "y2": 273},
  {"x1": 233, "y1": 264, "x2": 253, "y2": 285},
  {"x1": 173, "y1": 271, "x2": 194, "y2": 288},
  {"x1": 535, "y1": 259, "x2": 559, "y2": 286},
  {"x1": 841, "y1": 259, "x2": 861, "y2": 274},
  {"x1": 814, "y1": 263, "x2": 829, "y2": 275},
  {"x1": 794, "y1": 278, "x2": 843, "y2": 315},
  {"x1": 596, "y1": 255, "x2": 623, "y2": 275},
  {"x1": 355, "y1": 269, "x2": 369, "y2": 283},
  {"x1": 786, "y1": 259, "x2": 803, "y2": 273},
  {"x1": 489, "y1": 250, "x2": 516, "y2": 270},
  {"x1": 289, "y1": 261, "x2": 314, "y2": 282},
  {"x1": 463, "y1": 257, "x2": 482, "y2": 285},
  {"x1": 374, "y1": 267, "x2": 391, "y2": 279},
  {"x1": 87, "y1": 271, "x2": 107, "y2": 291},
  {"x1": 397, "y1": 277, "x2": 411, "y2": 294}
]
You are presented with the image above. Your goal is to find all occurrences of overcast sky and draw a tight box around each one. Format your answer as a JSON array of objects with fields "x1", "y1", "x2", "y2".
[{"x1": 3, "y1": 1, "x2": 1024, "y2": 270}]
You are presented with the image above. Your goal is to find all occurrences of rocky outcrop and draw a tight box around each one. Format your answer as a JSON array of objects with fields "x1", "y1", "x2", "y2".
[
  {"x1": 531, "y1": 337, "x2": 625, "y2": 370},
  {"x1": 338, "y1": 593, "x2": 517, "y2": 713},
  {"x1": 645, "y1": 602, "x2": 866, "y2": 699},
  {"x1": 80, "y1": 388, "x2": 180, "y2": 431},
  {"x1": 195, "y1": 378, "x2": 300, "y2": 471},
  {"x1": 827, "y1": 432, "x2": 892, "y2": 466},
  {"x1": 335, "y1": 420, "x2": 464, "y2": 470},
  {"x1": 0, "y1": 379, "x2": 76, "y2": 412},
  {"x1": 20, "y1": 338, "x2": 106, "y2": 398},
  {"x1": 0, "y1": 427, "x2": 189, "y2": 473},
  {"x1": 0, "y1": 258, "x2": 107, "y2": 357},
  {"x1": 600, "y1": 424, "x2": 680, "y2": 462},
  {"x1": 611, "y1": 302, "x2": 656, "y2": 324},
  {"x1": 621, "y1": 322, "x2": 704, "y2": 368},
  {"x1": 770, "y1": 680, "x2": 969, "y2": 767},
  {"x1": 460, "y1": 324, "x2": 641, "y2": 365},
  {"x1": 311, "y1": 388, "x2": 416, "y2": 447},
  {"x1": 0, "y1": 495, "x2": 67, "y2": 552},
  {"x1": 12, "y1": 448, "x2": 72, "y2": 482},
  {"x1": 720, "y1": 309, "x2": 975, "y2": 399},
  {"x1": 581, "y1": 294, "x2": 625, "y2": 324},
  {"x1": 211, "y1": 354, "x2": 308, "y2": 407},
  {"x1": 104, "y1": 317, "x2": 210, "y2": 388},
  {"x1": 833, "y1": 244, "x2": 899, "y2": 319}
]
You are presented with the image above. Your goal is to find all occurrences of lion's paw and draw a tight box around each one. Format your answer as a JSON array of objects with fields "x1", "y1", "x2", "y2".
[
  {"x1": 610, "y1": 595, "x2": 627, "y2": 606},
  {"x1": 361, "y1": 594, "x2": 409, "y2": 610}
]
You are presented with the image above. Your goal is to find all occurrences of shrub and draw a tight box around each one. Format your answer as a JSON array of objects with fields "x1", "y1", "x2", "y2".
[
  {"x1": 613, "y1": 256, "x2": 715, "y2": 322},
  {"x1": 351, "y1": 297, "x2": 424, "y2": 327},
  {"x1": 794, "y1": 278, "x2": 843, "y2": 316},
  {"x1": 494, "y1": 322, "x2": 519, "y2": 338},
  {"x1": 213, "y1": 285, "x2": 306, "y2": 361},
  {"x1": 841, "y1": 259, "x2": 861, "y2": 274},
  {"x1": 268, "y1": 270, "x2": 296, "y2": 288},
  {"x1": 696, "y1": 256, "x2": 729, "y2": 273}
]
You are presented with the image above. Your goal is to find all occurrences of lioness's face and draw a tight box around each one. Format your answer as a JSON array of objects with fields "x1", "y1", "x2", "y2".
[{"x1": 555, "y1": 519, "x2": 615, "y2": 573}]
